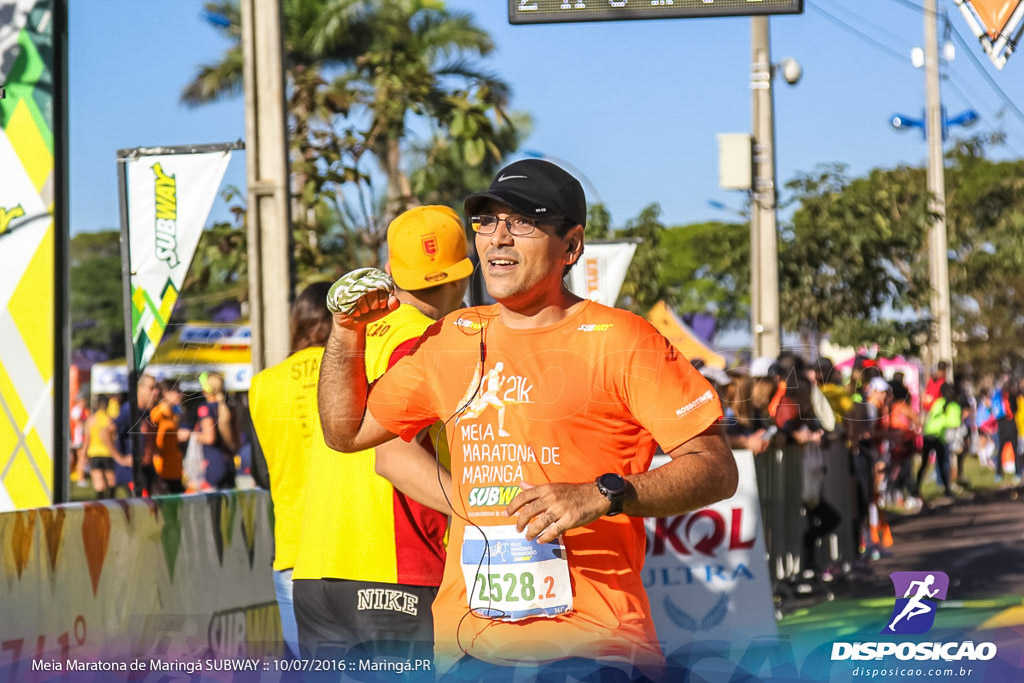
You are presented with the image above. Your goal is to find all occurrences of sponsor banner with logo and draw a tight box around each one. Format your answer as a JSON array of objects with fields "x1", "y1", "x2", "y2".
[
  {"x1": 566, "y1": 241, "x2": 637, "y2": 307},
  {"x1": 644, "y1": 449, "x2": 777, "y2": 647},
  {"x1": 124, "y1": 150, "x2": 232, "y2": 370},
  {"x1": 0, "y1": 490, "x2": 278, "y2": 676},
  {"x1": 0, "y1": 0, "x2": 62, "y2": 511},
  {"x1": 90, "y1": 362, "x2": 253, "y2": 395}
]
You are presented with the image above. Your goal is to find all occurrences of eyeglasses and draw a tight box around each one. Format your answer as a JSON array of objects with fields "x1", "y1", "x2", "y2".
[{"x1": 471, "y1": 214, "x2": 562, "y2": 236}]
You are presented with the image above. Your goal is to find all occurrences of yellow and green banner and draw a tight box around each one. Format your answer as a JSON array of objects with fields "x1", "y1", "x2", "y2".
[
  {"x1": 121, "y1": 148, "x2": 234, "y2": 371},
  {"x1": 0, "y1": 0, "x2": 64, "y2": 511}
]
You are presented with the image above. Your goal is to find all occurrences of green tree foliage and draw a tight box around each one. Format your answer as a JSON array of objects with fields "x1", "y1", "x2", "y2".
[
  {"x1": 177, "y1": 223, "x2": 248, "y2": 322},
  {"x1": 183, "y1": 0, "x2": 521, "y2": 285},
  {"x1": 944, "y1": 138, "x2": 1024, "y2": 373},
  {"x1": 660, "y1": 221, "x2": 750, "y2": 330},
  {"x1": 410, "y1": 111, "x2": 529, "y2": 216},
  {"x1": 70, "y1": 230, "x2": 124, "y2": 357},
  {"x1": 586, "y1": 203, "x2": 612, "y2": 240},
  {"x1": 641, "y1": 138, "x2": 1022, "y2": 372},
  {"x1": 779, "y1": 163, "x2": 932, "y2": 353},
  {"x1": 614, "y1": 203, "x2": 672, "y2": 314},
  {"x1": 777, "y1": 139, "x2": 1024, "y2": 371},
  {"x1": 320, "y1": 0, "x2": 514, "y2": 216},
  {"x1": 184, "y1": 0, "x2": 362, "y2": 268}
]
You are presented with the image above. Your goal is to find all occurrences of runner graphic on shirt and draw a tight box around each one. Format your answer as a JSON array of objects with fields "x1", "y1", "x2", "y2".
[
  {"x1": 888, "y1": 574, "x2": 939, "y2": 631},
  {"x1": 458, "y1": 362, "x2": 511, "y2": 437}
]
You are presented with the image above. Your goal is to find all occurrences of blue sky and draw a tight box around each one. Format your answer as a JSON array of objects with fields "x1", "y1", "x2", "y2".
[{"x1": 68, "y1": 0, "x2": 1024, "y2": 235}]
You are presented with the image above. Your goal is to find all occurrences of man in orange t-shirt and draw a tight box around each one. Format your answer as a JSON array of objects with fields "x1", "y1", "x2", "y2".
[
  {"x1": 150, "y1": 379, "x2": 185, "y2": 494},
  {"x1": 318, "y1": 159, "x2": 737, "y2": 680}
]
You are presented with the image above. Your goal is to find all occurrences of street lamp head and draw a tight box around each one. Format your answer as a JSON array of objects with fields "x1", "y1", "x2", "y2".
[
  {"x1": 951, "y1": 110, "x2": 979, "y2": 128},
  {"x1": 778, "y1": 58, "x2": 802, "y2": 85},
  {"x1": 202, "y1": 10, "x2": 232, "y2": 28}
]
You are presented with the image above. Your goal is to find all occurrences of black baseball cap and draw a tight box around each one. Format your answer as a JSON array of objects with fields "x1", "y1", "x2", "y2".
[{"x1": 464, "y1": 159, "x2": 587, "y2": 228}]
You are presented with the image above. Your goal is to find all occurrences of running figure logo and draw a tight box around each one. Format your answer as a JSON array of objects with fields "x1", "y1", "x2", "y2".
[
  {"x1": 883, "y1": 571, "x2": 949, "y2": 635},
  {"x1": 457, "y1": 362, "x2": 533, "y2": 437}
]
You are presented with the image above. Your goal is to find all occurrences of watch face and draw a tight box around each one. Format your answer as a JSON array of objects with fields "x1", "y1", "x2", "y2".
[{"x1": 599, "y1": 473, "x2": 626, "y2": 495}]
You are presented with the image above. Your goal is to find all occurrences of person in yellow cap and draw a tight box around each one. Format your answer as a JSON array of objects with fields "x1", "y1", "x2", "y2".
[{"x1": 291, "y1": 205, "x2": 471, "y2": 660}]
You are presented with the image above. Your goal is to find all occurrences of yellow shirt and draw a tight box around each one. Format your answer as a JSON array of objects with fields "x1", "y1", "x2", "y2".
[
  {"x1": 87, "y1": 411, "x2": 114, "y2": 458},
  {"x1": 249, "y1": 346, "x2": 324, "y2": 571},
  {"x1": 292, "y1": 303, "x2": 444, "y2": 583}
]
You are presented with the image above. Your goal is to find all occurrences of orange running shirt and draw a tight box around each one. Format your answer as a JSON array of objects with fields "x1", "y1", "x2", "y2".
[{"x1": 367, "y1": 300, "x2": 722, "y2": 671}]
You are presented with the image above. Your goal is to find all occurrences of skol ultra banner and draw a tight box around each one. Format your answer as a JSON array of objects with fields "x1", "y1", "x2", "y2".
[
  {"x1": 644, "y1": 450, "x2": 778, "y2": 648},
  {"x1": 0, "y1": 0, "x2": 64, "y2": 511},
  {"x1": 566, "y1": 241, "x2": 637, "y2": 307},
  {"x1": 123, "y1": 150, "x2": 232, "y2": 370}
]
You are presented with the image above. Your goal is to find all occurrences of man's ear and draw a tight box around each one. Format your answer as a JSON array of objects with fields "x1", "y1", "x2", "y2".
[{"x1": 565, "y1": 225, "x2": 584, "y2": 264}]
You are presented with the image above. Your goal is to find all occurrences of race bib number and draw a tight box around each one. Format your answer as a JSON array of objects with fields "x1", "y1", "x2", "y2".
[{"x1": 461, "y1": 524, "x2": 572, "y2": 621}]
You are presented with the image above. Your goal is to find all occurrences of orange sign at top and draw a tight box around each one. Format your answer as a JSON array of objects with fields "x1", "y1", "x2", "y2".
[{"x1": 968, "y1": 0, "x2": 1022, "y2": 39}]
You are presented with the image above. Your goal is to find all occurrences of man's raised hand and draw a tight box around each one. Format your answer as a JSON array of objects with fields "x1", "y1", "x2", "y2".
[{"x1": 326, "y1": 267, "x2": 400, "y2": 328}]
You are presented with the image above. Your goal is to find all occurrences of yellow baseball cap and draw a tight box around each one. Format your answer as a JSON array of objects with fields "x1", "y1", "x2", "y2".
[{"x1": 387, "y1": 206, "x2": 473, "y2": 291}]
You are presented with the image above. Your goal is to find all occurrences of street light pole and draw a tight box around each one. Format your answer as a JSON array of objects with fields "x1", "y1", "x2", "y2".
[
  {"x1": 924, "y1": 0, "x2": 954, "y2": 375},
  {"x1": 751, "y1": 16, "x2": 781, "y2": 358}
]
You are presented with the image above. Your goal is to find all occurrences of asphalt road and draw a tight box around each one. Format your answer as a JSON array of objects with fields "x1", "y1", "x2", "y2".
[
  {"x1": 776, "y1": 485, "x2": 1024, "y2": 681},
  {"x1": 843, "y1": 486, "x2": 1024, "y2": 602}
]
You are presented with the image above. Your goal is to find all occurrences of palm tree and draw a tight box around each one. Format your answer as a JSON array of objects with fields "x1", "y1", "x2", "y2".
[
  {"x1": 183, "y1": 0, "x2": 361, "y2": 275},
  {"x1": 311, "y1": 0, "x2": 515, "y2": 218},
  {"x1": 182, "y1": 0, "x2": 519, "y2": 270}
]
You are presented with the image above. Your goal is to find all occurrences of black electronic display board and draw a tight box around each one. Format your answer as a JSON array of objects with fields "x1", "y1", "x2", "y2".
[{"x1": 510, "y1": 0, "x2": 803, "y2": 25}]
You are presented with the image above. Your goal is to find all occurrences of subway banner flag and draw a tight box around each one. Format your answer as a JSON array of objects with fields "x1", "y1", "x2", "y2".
[
  {"x1": 124, "y1": 151, "x2": 231, "y2": 370},
  {"x1": 0, "y1": 0, "x2": 65, "y2": 511}
]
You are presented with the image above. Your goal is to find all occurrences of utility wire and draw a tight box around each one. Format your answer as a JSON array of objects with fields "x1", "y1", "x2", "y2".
[
  {"x1": 943, "y1": 74, "x2": 1024, "y2": 156},
  {"x1": 886, "y1": 0, "x2": 1024, "y2": 128},
  {"x1": 888, "y1": 0, "x2": 937, "y2": 17},
  {"x1": 945, "y1": 19, "x2": 1024, "y2": 128},
  {"x1": 818, "y1": 1, "x2": 911, "y2": 49},
  {"x1": 807, "y1": 1, "x2": 910, "y2": 64}
]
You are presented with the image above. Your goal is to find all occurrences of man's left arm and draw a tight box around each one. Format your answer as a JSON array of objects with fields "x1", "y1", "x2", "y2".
[{"x1": 507, "y1": 423, "x2": 737, "y2": 544}]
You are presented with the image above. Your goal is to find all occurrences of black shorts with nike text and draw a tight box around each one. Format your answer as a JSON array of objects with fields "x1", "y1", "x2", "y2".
[{"x1": 293, "y1": 578, "x2": 437, "y2": 661}]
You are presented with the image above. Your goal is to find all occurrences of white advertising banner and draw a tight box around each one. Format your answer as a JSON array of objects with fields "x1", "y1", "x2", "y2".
[
  {"x1": 90, "y1": 362, "x2": 253, "y2": 395},
  {"x1": 567, "y1": 242, "x2": 638, "y2": 306},
  {"x1": 644, "y1": 450, "x2": 777, "y2": 653},
  {"x1": 125, "y1": 150, "x2": 232, "y2": 370},
  {"x1": 0, "y1": 491, "x2": 278, "y2": 676}
]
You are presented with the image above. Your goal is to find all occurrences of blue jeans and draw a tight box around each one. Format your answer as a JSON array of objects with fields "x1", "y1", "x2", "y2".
[{"x1": 274, "y1": 568, "x2": 300, "y2": 658}]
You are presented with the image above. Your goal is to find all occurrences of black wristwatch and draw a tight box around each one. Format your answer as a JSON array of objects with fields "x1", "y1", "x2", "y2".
[{"x1": 595, "y1": 473, "x2": 628, "y2": 517}]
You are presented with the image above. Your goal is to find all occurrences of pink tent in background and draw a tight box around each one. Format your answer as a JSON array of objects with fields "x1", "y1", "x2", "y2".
[{"x1": 834, "y1": 356, "x2": 923, "y2": 414}]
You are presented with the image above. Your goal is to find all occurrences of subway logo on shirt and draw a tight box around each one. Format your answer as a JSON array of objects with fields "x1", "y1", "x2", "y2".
[{"x1": 467, "y1": 486, "x2": 522, "y2": 507}]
